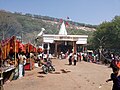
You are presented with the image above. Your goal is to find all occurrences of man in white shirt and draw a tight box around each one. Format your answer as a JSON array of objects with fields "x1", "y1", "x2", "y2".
[{"x1": 73, "y1": 53, "x2": 77, "y2": 65}]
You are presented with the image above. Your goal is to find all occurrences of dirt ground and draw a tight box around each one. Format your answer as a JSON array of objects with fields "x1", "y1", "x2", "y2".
[{"x1": 3, "y1": 58, "x2": 113, "y2": 90}]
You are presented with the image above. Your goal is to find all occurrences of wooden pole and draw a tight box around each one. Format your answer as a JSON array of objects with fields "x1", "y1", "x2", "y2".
[
  {"x1": 0, "y1": 43, "x2": 4, "y2": 90},
  {"x1": 14, "y1": 36, "x2": 17, "y2": 66}
]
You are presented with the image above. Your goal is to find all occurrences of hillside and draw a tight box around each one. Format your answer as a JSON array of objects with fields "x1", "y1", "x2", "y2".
[{"x1": 0, "y1": 10, "x2": 97, "y2": 43}]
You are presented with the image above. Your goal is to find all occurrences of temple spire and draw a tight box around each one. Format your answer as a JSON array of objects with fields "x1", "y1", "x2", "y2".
[{"x1": 58, "y1": 21, "x2": 67, "y2": 35}]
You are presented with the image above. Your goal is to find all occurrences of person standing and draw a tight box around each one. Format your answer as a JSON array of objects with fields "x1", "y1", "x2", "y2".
[
  {"x1": 22, "y1": 54, "x2": 26, "y2": 76},
  {"x1": 106, "y1": 67, "x2": 120, "y2": 90},
  {"x1": 78, "y1": 52, "x2": 81, "y2": 62},
  {"x1": 73, "y1": 53, "x2": 77, "y2": 65},
  {"x1": 18, "y1": 53, "x2": 24, "y2": 78},
  {"x1": 69, "y1": 55, "x2": 72, "y2": 65}
]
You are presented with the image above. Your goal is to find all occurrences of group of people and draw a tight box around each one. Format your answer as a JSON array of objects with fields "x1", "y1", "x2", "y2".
[
  {"x1": 66, "y1": 50, "x2": 120, "y2": 90},
  {"x1": 37, "y1": 53, "x2": 53, "y2": 66},
  {"x1": 8, "y1": 48, "x2": 35, "y2": 79},
  {"x1": 68, "y1": 53, "x2": 77, "y2": 66}
]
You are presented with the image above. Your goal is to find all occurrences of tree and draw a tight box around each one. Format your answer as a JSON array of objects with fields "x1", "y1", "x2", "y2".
[
  {"x1": 92, "y1": 16, "x2": 120, "y2": 52},
  {"x1": 0, "y1": 11, "x2": 22, "y2": 40}
]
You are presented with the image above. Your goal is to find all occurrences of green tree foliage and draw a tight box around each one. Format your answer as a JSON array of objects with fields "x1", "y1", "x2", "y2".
[{"x1": 92, "y1": 16, "x2": 120, "y2": 51}]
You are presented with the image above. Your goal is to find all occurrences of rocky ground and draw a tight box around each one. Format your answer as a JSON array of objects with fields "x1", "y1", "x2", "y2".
[{"x1": 3, "y1": 58, "x2": 113, "y2": 90}]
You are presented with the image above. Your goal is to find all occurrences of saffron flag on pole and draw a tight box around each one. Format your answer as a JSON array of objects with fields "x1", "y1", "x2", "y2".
[
  {"x1": 59, "y1": 19, "x2": 63, "y2": 23},
  {"x1": 65, "y1": 21, "x2": 69, "y2": 28}
]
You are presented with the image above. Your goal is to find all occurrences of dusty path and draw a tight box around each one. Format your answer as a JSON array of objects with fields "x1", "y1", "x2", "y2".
[{"x1": 4, "y1": 59, "x2": 113, "y2": 90}]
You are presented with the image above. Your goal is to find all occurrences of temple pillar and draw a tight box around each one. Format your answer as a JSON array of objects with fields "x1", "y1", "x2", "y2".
[
  {"x1": 47, "y1": 43, "x2": 50, "y2": 55},
  {"x1": 73, "y1": 41, "x2": 77, "y2": 53},
  {"x1": 55, "y1": 41, "x2": 58, "y2": 57}
]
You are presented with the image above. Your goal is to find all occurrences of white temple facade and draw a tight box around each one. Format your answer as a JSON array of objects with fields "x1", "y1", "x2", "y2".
[{"x1": 37, "y1": 21, "x2": 88, "y2": 56}]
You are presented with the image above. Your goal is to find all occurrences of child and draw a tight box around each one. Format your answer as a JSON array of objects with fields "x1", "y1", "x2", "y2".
[{"x1": 106, "y1": 67, "x2": 120, "y2": 90}]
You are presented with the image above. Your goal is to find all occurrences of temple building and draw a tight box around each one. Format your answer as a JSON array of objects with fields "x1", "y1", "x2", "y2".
[{"x1": 37, "y1": 21, "x2": 88, "y2": 57}]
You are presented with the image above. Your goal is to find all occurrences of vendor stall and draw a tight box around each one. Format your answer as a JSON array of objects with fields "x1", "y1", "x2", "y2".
[
  {"x1": 0, "y1": 36, "x2": 19, "y2": 84},
  {"x1": 24, "y1": 43, "x2": 36, "y2": 70}
]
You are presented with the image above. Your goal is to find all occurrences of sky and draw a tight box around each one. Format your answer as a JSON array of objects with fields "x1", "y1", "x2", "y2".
[{"x1": 0, "y1": 0, "x2": 120, "y2": 25}]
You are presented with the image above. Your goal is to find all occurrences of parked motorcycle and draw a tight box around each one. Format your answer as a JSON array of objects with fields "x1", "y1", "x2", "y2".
[{"x1": 42, "y1": 59, "x2": 55, "y2": 74}]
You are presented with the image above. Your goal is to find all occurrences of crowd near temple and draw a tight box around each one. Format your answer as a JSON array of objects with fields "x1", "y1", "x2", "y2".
[{"x1": 0, "y1": 21, "x2": 120, "y2": 90}]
